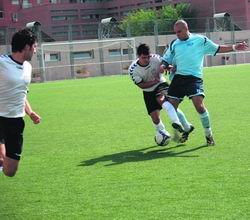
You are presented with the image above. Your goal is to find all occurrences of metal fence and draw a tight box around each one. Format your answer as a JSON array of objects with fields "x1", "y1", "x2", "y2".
[
  {"x1": 0, "y1": 16, "x2": 250, "y2": 82},
  {"x1": 1, "y1": 17, "x2": 250, "y2": 44}
]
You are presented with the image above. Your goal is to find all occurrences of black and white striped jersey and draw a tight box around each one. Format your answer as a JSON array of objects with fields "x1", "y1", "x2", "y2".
[{"x1": 128, "y1": 54, "x2": 166, "y2": 92}]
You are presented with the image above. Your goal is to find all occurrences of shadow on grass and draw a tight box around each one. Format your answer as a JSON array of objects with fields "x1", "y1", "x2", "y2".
[{"x1": 79, "y1": 144, "x2": 210, "y2": 167}]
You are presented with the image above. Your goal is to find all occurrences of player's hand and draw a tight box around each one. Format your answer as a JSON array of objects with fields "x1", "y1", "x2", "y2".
[
  {"x1": 159, "y1": 65, "x2": 165, "y2": 73},
  {"x1": 236, "y1": 41, "x2": 248, "y2": 50},
  {"x1": 29, "y1": 112, "x2": 41, "y2": 124},
  {"x1": 170, "y1": 65, "x2": 176, "y2": 73}
]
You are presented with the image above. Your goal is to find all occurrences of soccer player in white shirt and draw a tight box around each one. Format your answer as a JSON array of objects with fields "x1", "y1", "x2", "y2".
[
  {"x1": 128, "y1": 43, "x2": 194, "y2": 144},
  {"x1": 162, "y1": 20, "x2": 248, "y2": 145},
  {"x1": 0, "y1": 28, "x2": 41, "y2": 177}
]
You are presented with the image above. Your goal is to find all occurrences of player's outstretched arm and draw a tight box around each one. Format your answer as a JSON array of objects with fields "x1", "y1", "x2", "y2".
[{"x1": 218, "y1": 41, "x2": 248, "y2": 53}]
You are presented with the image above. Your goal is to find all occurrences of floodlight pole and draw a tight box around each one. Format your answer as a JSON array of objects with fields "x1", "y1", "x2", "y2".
[
  {"x1": 98, "y1": 23, "x2": 105, "y2": 75},
  {"x1": 26, "y1": 21, "x2": 46, "y2": 82},
  {"x1": 98, "y1": 18, "x2": 117, "y2": 75},
  {"x1": 212, "y1": 0, "x2": 216, "y2": 31}
]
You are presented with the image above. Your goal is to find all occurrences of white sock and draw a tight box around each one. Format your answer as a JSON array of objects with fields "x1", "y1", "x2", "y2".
[
  {"x1": 154, "y1": 120, "x2": 170, "y2": 136},
  {"x1": 154, "y1": 120, "x2": 165, "y2": 132},
  {"x1": 162, "y1": 101, "x2": 180, "y2": 124},
  {"x1": 205, "y1": 128, "x2": 212, "y2": 137}
]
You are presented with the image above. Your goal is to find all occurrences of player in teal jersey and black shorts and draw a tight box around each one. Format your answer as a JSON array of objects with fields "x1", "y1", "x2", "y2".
[{"x1": 162, "y1": 19, "x2": 248, "y2": 145}]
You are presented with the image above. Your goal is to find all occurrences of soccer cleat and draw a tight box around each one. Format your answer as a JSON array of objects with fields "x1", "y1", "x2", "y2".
[
  {"x1": 179, "y1": 125, "x2": 195, "y2": 143},
  {"x1": 172, "y1": 122, "x2": 185, "y2": 133},
  {"x1": 206, "y1": 135, "x2": 215, "y2": 146}
]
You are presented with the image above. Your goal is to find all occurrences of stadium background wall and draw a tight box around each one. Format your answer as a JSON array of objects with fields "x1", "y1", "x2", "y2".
[{"x1": 0, "y1": 30, "x2": 250, "y2": 82}]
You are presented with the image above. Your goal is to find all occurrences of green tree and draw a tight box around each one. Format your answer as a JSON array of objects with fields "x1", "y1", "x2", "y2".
[
  {"x1": 121, "y1": 3, "x2": 197, "y2": 36},
  {"x1": 120, "y1": 9, "x2": 157, "y2": 36},
  {"x1": 157, "y1": 5, "x2": 179, "y2": 35},
  {"x1": 175, "y1": 3, "x2": 197, "y2": 30},
  {"x1": 158, "y1": 3, "x2": 197, "y2": 34}
]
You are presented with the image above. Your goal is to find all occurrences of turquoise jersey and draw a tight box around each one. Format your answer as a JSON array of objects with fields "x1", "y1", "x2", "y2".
[{"x1": 162, "y1": 33, "x2": 219, "y2": 79}]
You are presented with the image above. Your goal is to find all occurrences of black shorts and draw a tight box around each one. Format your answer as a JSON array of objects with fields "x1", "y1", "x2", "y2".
[
  {"x1": 143, "y1": 82, "x2": 169, "y2": 114},
  {"x1": 0, "y1": 117, "x2": 25, "y2": 161},
  {"x1": 168, "y1": 75, "x2": 205, "y2": 101}
]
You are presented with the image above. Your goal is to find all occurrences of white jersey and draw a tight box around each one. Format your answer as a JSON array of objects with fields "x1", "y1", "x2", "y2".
[
  {"x1": 0, "y1": 55, "x2": 31, "y2": 118},
  {"x1": 128, "y1": 54, "x2": 166, "y2": 92}
]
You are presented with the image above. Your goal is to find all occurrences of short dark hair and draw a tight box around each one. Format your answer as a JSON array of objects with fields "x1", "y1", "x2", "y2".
[
  {"x1": 137, "y1": 43, "x2": 150, "y2": 56},
  {"x1": 11, "y1": 28, "x2": 37, "y2": 53}
]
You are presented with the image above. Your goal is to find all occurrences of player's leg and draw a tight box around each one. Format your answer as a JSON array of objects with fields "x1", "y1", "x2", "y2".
[
  {"x1": 192, "y1": 96, "x2": 215, "y2": 145},
  {"x1": 0, "y1": 143, "x2": 5, "y2": 171},
  {"x1": 1, "y1": 117, "x2": 25, "y2": 177},
  {"x1": 3, "y1": 157, "x2": 20, "y2": 177},
  {"x1": 0, "y1": 119, "x2": 5, "y2": 171},
  {"x1": 143, "y1": 90, "x2": 170, "y2": 137},
  {"x1": 191, "y1": 96, "x2": 215, "y2": 146},
  {"x1": 187, "y1": 76, "x2": 215, "y2": 146},
  {"x1": 149, "y1": 110, "x2": 169, "y2": 136},
  {"x1": 176, "y1": 108, "x2": 192, "y2": 131},
  {"x1": 176, "y1": 109, "x2": 195, "y2": 143},
  {"x1": 155, "y1": 82, "x2": 185, "y2": 133}
]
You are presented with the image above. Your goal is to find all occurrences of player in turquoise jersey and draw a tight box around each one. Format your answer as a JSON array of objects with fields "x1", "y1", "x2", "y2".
[{"x1": 162, "y1": 19, "x2": 248, "y2": 145}]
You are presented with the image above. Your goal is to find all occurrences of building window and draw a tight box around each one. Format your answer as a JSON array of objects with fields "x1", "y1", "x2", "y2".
[
  {"x1": 67, "y1": 15, "x2": 78, "y2": 20},
  {"x1": 122, "y1": 48, "x2": 133, "y2": 55},
  {"x1": 52, "y1": 26, "x2": 68, "y2": 31},
  {"x1": 109, "y1": 48, "x2": 132, "y2": 57},
  {"x1": 0, "y1": 11, "x2": 4, "y2": 19},
  {"x1": 52, "y1": 16, "x2": 66, "y2": 21},
  {"x1": 109, "y1": 49, "x2": 121, "y2": 56},
  {"x1": 52, "y1": 32, "x2": 67, "y2": 37},
  {"x1": 51, "y1": 9, "x2": 78, "y2": 14},
  {"x1": 44, "y1": 53, "x2": 61, "y2": 62},
  {"x1": 81, "y1": 15, "x2": 92, "y2": 19},
  {"x1": 11, "y1": 0, "x2": 19, "y2": 5},
  {"x1": 50, "y1": 53, "x2": 61, "y2": 62},
  {"x1": 72, "y1": 51, "x2": 93, "y2": 60},
  {"x1": 12, "y1": 13, "x2": 18, "y2": 22},
  {"x1": 22, "y1": 0, "x2": 32, "y2": 8}
]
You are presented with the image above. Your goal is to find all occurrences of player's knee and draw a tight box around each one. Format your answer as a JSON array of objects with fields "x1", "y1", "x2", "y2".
[
  {"x1": 196, "y1": 105, "x2": 206, "y2": 114},
  {"x1": 152, "y1": 118, "x2": 160, "y2": 124},
  {"x1": 3, "y1": 167, "x2": 17, "y2": 177},
  {"x1": 3, "y1": 170, "x2": 17, "y2": 177}
]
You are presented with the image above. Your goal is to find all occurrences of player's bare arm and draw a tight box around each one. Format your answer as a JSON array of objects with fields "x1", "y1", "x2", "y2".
[
  {"x1": 25, "y1": 99, "x2": 41, "y2": 124},
  {"x1": 218, "y1": 41, "x2": 248, "y2": 53},
  {"x1": 137, "y1": 78, "x2": 160, "y2": 89}
]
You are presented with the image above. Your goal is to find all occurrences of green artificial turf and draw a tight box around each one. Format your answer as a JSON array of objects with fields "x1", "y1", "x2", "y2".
[{"x1": 1, "y1": 64, "x2": 250, "y2": 220}]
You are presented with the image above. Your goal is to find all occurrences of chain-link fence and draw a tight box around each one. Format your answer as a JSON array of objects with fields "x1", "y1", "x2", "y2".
[
  {"x1": 1, "y1": 17, "x2": 250, "y2": 44},
  {"x1": 1, "y1": 17, "x2": 250, "y2": 82}
]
